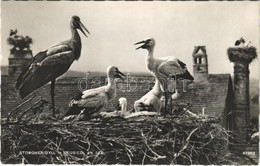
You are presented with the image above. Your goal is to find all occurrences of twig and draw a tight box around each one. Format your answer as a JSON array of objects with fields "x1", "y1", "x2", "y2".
[
  {"x1": 142, "y1": 149, "x2": 147, "y2": 165},
  {"x1": 182, "y1": 152, "x2": 192, "y2": 165},
  {"x1": 141, "y1": 131, "x2": 166, "y2": 160},
  {"x1": 173, "y1": 127, "x2": 199, "y2": 160},
  {"x1": 7, "y1": 96, "x2": 34, "y2": 122},
  {"x1": 17, "y1": 98, "x2": 43, "y2": 122}
]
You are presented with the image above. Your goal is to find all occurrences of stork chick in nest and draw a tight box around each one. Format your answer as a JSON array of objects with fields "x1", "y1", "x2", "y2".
[
  {"x1": 100, "y1": 97, "x2": 130, "y2": 118},
  {"x1": 102, "y1": 97, "x2": 158, "y2": 119},
  {"x1": 171, "y1": 89, "x2": 180, "y2": 100},
  {"x1": 134, "y1": 77, "x2": 163, "y2": 114},
  {"x1": 63, "y1": 66, "x2": 126, "y2": 121}
]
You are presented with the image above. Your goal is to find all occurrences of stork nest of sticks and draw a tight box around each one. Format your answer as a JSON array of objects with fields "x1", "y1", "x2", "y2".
[
  {"x1": 1, "y1": 110, "x2": 256, "y2": 165},
  {"x1": 227, "y1": 46, "x2": 257, "y2": 63}
]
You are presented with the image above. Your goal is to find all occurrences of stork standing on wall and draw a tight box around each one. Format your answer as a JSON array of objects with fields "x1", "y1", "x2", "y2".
[
  {"x1": 63, "y1": 66, "x2": 126, "y2": 121},
  {"x1": 135, "y1": 38, "x2": 194, "y2": 115},
  {"x1": 10, "y1": 29, "x2": 17, "y2": 36},
  {"x1": 235, "y1": 37, "x2": 245, "y2": 47},
  {"x1": 15, "y1": 16, "x2": 90, "y2": 118},
  {"x1": 134, "y1": 77, "x2": 163, "y2": 114}
]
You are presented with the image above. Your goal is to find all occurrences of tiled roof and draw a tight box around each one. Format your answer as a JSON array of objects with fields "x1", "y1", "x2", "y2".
[
  {"x1": 1, "y1": 74, "x2": 233, "y2": 119},
  {"x1": 174, "y1": 74, "x2": 232, "y2": 117}
]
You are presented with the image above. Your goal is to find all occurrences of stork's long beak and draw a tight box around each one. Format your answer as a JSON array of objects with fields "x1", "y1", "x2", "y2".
[
  {"x1": 134, "y1": 40, "x2": 148, "y2": 50},
  {"x1": 79, "y1": 22, "x2": 90, "y2": 38},
  {"x1": 116, "y1": 70, "x2": 126, "y2": 80},
  {"x1": 135, "y1": 40, "x2": 146, "y2": 45}
]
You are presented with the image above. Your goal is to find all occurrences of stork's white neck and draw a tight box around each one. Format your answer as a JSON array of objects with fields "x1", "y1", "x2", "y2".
[
  {"x1": 120, "y1": 103, "x2": 127, "y2": 116},
  {"x1": 146, "y1": 47, "x2": 155, "y2": 71},
  {"x1": 105, "y1": 78, "x2": 117, "y2": 100},
  {"x1": 146, "y1": 46, "x2": 154, "y2": 58},
  {"x1": 151, "y1": 78, "x2": 163, "y2": 98},
  {"x1": 106, "y1": 78, "x2": 116, "y2": 89}
]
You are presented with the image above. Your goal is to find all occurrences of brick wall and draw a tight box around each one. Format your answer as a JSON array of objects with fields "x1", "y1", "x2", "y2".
[
  {"x1": 1, "y1": 75, "x2": 51, "y2": 118},
  {"x1": 1, "y1": 74, "x2": 233, "y2": 125},
  {"x1": 1, "y1": 75, "x2": 155, "y2": 118},
  {"x1": 77, "y1": 75, "x2": 155, "y2": 112}
]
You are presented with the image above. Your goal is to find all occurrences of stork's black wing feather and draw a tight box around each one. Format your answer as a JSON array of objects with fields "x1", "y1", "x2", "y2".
[
  {"x1": 15, "y1": 48, "x2": 74, "y2": 99},
  {"x1": 83, "y1": 105, "x2": 103, "y2": 116},
  {"x1": 235, "y1": 40, "x2": 241, "y2": 46},
  {"x1": 18, "y1": 65, "x2": 70, "y2": 99},
  {"x1": 64, "y1": 104, "x2": 83, "y2": 116},
  {"x1": 137, "y1": 103, "x2": 151, "y2": 111},
  {"x1": 177, "y1": 60, "x2": 194, "y2": 80},
  {"x1": 72, "y1": 92, "x2": 84, "y2": 100},
  {"x1": 16, "y1": 51, "x2": 47, "y2": 90},
  {"x1": 177, "y1": 60, "x2": 187, "y2": 69}
]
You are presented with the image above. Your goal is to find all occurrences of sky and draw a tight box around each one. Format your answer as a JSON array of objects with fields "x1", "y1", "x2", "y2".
[{"x1": 1, "y1": 1, "x2": 259, "y2": 79}]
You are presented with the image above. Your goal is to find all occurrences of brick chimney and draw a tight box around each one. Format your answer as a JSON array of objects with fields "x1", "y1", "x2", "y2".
[
  {"x1": 8, "y1": 49, "x2": 33, "y2": 76},
  {"x1": 7, "y1": 29, "x2": 33, "y2": 76},
  {"x1": 227, "y1": 46, "x2": 257, "y2": 140}
]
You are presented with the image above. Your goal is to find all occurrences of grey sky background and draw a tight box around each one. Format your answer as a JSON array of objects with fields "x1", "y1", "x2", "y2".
[{"x1": 1, "y1": 1, "x2": 259, "y2": 79}]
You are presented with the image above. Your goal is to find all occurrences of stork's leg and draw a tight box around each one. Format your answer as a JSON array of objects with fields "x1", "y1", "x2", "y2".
[
  {"x1": 164, "y1": 83, "x2": 167, "y2": 116},
  {"x1": 164, "y1": 92, "x2": 167, "y2": 116},
  {"x1": 169, "y1": 94, "x2": 173, "y2": 114},
  {"x1": 51, "y1": 80, "x2": 56, "y2": 118}
]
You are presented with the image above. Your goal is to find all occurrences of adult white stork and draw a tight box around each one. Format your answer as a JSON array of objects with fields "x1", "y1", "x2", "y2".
[
  {"x1": 15, "y1": 16, "x2": 90, "y2": 117},
  {"x1": 134, "y1": 77, "x2": 163, "y2": 114},
  {"x1": 63, "y1": 66, "x2": 126, "y2": 121},
  {"x1": 135, "y1": 38, "x2": 194, "y2": 115}
]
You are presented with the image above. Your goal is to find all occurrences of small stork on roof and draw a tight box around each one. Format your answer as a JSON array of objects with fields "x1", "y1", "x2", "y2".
[
  {"x1": 63, "y1": 66, "x2": 126, "y2": 121},
  {"x1": 10, "y1": 29, "x2": 17, "y2": 36},
  {"x1": 235, "y1": 37, "x2": 245, "y2": 47},
  {"x1": 15, "y1": 16, "x2": 90, "y2": 117},
  {"x1": 135, "y1": 38, "x2": 194, "y2": 115}
]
